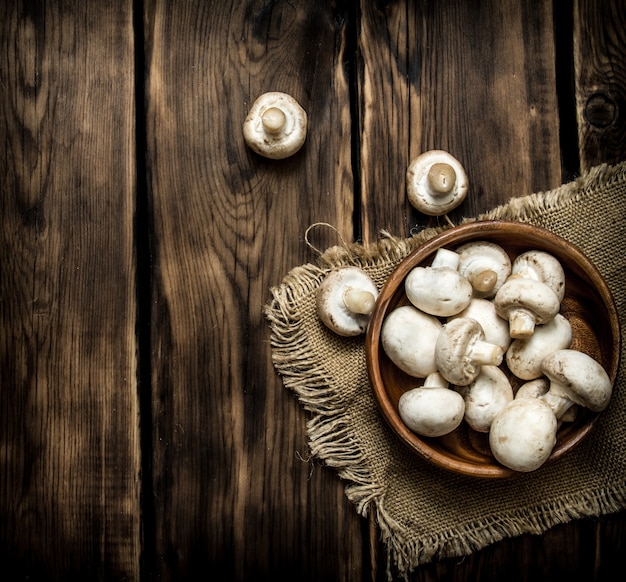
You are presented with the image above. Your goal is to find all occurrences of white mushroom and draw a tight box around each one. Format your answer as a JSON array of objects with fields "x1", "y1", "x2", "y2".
[
  {"x1": 540, "y1": 349, "x2": 612, "y2": 419},
  {"x1": 381, "y1": 305, "x2": 442, "y2": 378},
  {"x1": 243, "y1": 92, "x2": 307, "y2": 159},
  {"x1": 511, "y1": 250, "x2": 566, "y2": 302},
  {"x1": 455, "y1": 365, "x2": 513, "y2": 433},
  {"x1": 456, "y1": 241, "x2": 511, "y2": 299},
  {"x1": 316, "y1": 267, "x2": 378, "y2": 336},
  {"x1": 489, "y1": 397, "x2": 558, "y2": 472},
  {"x1": 404, "y1": 248, "x2": 472, "y2": 317},
  {"x1": 515, "y1": 377, "x2": 550, "y2": 400},
  {"x1": 398, "y1": 372, "x2": 465, "y2": 437},
  {"x1": 506, "y1": 313, "x2": 572, "y2": 380},
  {"x1": 434, "y1": 317, "x2": 504, "y2": 386},
  {"x1": 448, "y1": 297, "x2": 511, "y2": 352},
  {"x1": 494, "y1": 277, "x2": 561, "y2": 339},
  {"x1": 514, "y1": 377, "x2": 580, "y2": 424},
  {"x1": 406, "y1": 150, "x2": 469, "y2": 215}
]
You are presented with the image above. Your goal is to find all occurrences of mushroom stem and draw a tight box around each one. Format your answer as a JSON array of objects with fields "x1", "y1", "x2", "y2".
[
  {"x1": 261, "y1": 107, "x2": 287, "y2": 134},
  {"x1": 507, "y1": 308, "x2": 537, "y2": 339},
  {"x1": 541, "y1": 390, "x2": 575, "y2": 419},
  {"x1": 343, "y1": 288, "x2": 376, "y2": 315},
  {"x1": 471, "y1": 269, "x2": 498, "y2": 293},
  {"x1": 427, "y1": 162, "x2": 457, "y2": 194},
  {"x1": 469, "y1": 340, "x2": 504, "y2": 366},
  {"x1": 424, "y1": 372, "x2": 448, "y2": 389}
]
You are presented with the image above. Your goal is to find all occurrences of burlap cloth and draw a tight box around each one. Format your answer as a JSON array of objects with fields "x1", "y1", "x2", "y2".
[{"x1": 264, "y1": 161, "x2": 626, "y2": 579}]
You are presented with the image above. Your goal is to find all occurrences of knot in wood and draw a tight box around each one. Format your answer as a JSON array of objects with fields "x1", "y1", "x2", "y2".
[{"x1": 584, "y1": 93, "x2": 616, "y2": 128}]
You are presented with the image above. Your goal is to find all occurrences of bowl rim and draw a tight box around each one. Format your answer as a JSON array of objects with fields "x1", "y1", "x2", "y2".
[{"x1": 365, "y1": 220, "x2": 621, "y2": 478}]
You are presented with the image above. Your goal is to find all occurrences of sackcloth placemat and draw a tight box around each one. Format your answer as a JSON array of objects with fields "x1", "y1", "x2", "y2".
[{"x1": 264, "y1": 161, "x2": 626, "y2": 579}]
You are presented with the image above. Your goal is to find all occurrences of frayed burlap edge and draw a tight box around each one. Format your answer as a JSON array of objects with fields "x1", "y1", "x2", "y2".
[
  {"x1": 469, "y1": 161, "x2": 626, "y2": 223},
  {"x1": 264, "y1": 161, "x2": 626, "y2": 580}
]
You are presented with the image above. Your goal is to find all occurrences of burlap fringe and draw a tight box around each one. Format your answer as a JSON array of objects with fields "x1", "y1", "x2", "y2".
[
  {"x1": 375, "y1": 483, "x2": 626, "y2": 579},
  {"x1": 469, "y1": 161, "x2": 626, "y2": 223},
  {"x1": 264, "y1": 161, "x2": 626, "y2": 580}
]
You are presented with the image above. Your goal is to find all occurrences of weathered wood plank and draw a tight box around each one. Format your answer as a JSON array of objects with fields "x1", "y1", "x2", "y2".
[
  {"x1": 573, "y1": 0, "x2": 626, "y2": 573},
  {"x1": 0, "y1": 1, "x2": 140, "y2": 579},
  {"x1": 357, "y1": 0, "x2": 562, "y2": 241},
  {"x1": 574, "y1": 0, "x2": 626, "y2": 169},
  {"x1": 143, "y1": 1, "x2": 361, "y2": 579}
]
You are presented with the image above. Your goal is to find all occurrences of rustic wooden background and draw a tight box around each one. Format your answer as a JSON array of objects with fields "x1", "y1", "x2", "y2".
[{"x1": 1, "y1": 0, "x2": 624, "y2": 580}]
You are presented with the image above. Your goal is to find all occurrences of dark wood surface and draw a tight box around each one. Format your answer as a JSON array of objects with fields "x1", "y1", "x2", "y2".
[{"x1": 1, "y1": 1, "x2": 624, "y2": 580}]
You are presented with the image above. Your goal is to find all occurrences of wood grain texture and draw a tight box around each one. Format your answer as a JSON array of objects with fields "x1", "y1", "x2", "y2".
[
  {"x1": 574, "y1": 0, "x2": 626, "y2": 170},
  {"x1": 0, "y1": 0, "x2": 140, "y2": 579},
  {"x1": 0, "y1": 1, "x2": 624, "y2": 580},
  {"x1": 357, "y1": 0, "x2": 562, "y2": 241},
  {"x1": 143, "y1": 1, "x2": 361, "y2": 580}
]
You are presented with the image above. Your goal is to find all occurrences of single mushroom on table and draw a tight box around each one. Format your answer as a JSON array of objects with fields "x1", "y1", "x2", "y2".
[
  {"x1": 316, "y1": 267, "x2": 378, "y2": 337},
  {"x1": 506, "y1": 313, "x2": 573, "y2": 380},
  {"x1": 406, "y1": 150, "x2": 469, "y2": 216},
  {"x1": 381, "y1": 305, "x2": 443, "y2": 378},
  {"x1": 455, "y1": 365, "x2": 513, "y2": 433},
  {"x1": 434, "y1": 317, "x2": 504, "y2": 386},
  {"x1": 540, "y1": 349, "x2": 612, "y2": 419},
  {"x1": 404, "y1": 248, "x2": 473, "y2": 317},
  {"x1": 455, "y1": 240, "x2": 512, "y2": 299},
  {"x1": 398, "y1": 372, "x2": 465, "y2": 437},
  {"x1": 243, "y1": 92, "x2": 307, "y2": 159}
]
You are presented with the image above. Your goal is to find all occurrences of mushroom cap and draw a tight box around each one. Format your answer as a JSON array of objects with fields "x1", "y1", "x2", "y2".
[
  {"x1": 316, "y1": 267, "x2": 378, "y2": 336},
  {"x1": 456, "y1": 240, "x2": 512, "y2": 298},
  {"x1": 541, "y1": 349, "x2": 612, "y2": 412},
  {"x1": 405, "y1": 265, "x2": 472, "y2": 317},
  {"x1": 515, "y1": 377, "x2": 550, "y2": 400},
  {"x1": 381, "y1": 305, "x2": 442, "y2": 378},
  {"x1": 506, "y1": 313, "x2": 573, "y2": 380},
  {"x1": 448, "y1": 298, "x2": 511, "y2": 352},
  {"x1": 494, "y1": 277, "x2": 561, "y2": 339},
  {"x1": 456, "y1": 365, "x2": 513, "y2": 433},
  {"x1": 430, "y1": 247, "x2": 461, "y2": 270},
  {"x1": 406, "y1": 150, "x2": 469, "y2": 216},
  {"x1": 512, "y1": 250, "x2": 566, "y2": 302},
  {"x1": 434, "y1": 317, "x2": 504, "y2": 386},
  {"x1": 399, "y1": 383, "x2": 465, "y2": 437},
  {"x1": 243, "y1": 92, "x2": 307, "y2": 159},
  {"x1": 489, "y1": 397, "x2": 557, "y2": 472}
]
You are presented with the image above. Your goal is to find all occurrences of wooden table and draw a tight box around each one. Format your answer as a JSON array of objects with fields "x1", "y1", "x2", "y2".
[{"x1": 1, "y1": 1, "x2": 624, "y2": 580}]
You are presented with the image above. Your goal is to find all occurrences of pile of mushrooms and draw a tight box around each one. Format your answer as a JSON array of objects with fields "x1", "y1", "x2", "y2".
[{"x1": 380, "y1": 243, "x2": 613, "y2": 472}]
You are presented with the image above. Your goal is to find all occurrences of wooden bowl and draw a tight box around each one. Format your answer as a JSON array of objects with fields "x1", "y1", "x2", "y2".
[{"x1": 365, "y1": 221, "x2": 621, "y2": 478}]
